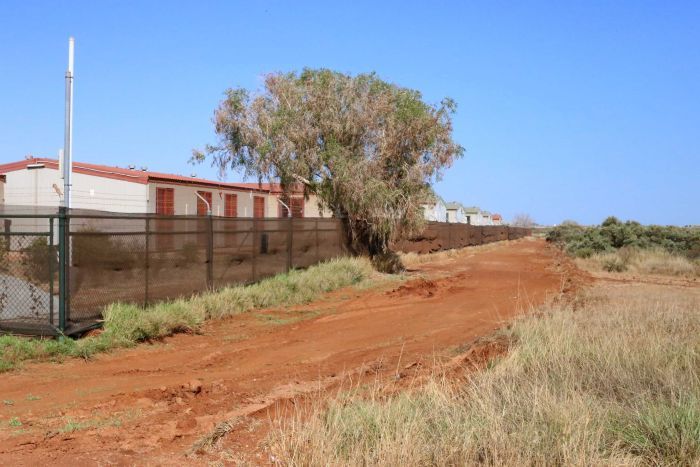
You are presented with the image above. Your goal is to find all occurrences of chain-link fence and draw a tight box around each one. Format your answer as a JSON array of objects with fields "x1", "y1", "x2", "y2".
[
  {"x1": 0, "y1": 211, "x2": 59, "y2": 336},
  {"x1": 0, "y1": 207, "x2": 345, "y2": 336},
  {"x1": 0, "y1": 207, "x2": 531, "y2": 337}
]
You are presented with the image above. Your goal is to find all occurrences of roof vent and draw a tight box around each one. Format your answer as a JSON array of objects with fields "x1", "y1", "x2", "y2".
[
  {"x1": 141, "y1": 166, "x2": 148, "y2": 171},
  {"x1": 190, "y1": 173, "x2": 197, "y2": 177},
  {"x1": 128, "y1": 164, "x2": 135, "y2": 170}
]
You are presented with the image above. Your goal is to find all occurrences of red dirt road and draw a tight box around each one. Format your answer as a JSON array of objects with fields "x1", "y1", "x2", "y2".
[{"x1": 0, "y1": 239, "x2": 580, "y2": 465}]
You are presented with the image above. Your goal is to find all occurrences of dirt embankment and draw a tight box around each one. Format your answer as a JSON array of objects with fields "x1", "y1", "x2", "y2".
[{"x1": 0, "y1": 238, "x2": 586, "y2": 465}]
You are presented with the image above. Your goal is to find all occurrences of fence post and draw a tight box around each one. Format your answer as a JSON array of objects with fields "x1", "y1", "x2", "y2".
[
  {"x1": 3, "y1": 219, "x2": 10, "y2": 252},
  {"x1": 287, "y1": 217, "x2": 293, "y2": 272},
  {"x1": 251, "y1": 219, "x2": 258, "y2": 282},
  {"x1": 57, "y1": 207, "x2": 68, "y2": 332},
  {"x1": 144, "y1": 217, "x2": 150, "y2": 306},
  {"x1": 207, "y1": 215, "x2": 214, "y2": 289},
  {"x1": 49, "y1": 217, "x2": 54, "y2": 326},
  {"x1": 315, "y1": 218, "x2": 320, "y2": 263}
]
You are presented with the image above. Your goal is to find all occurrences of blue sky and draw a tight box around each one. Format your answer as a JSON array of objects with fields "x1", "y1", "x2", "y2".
[{"x1": 1, "y1": 1, "x2": 698, "y2": 225}]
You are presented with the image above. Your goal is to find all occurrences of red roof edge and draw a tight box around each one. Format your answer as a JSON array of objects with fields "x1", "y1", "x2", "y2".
[{"x1": 0, "y1": 157, "x2": 272, "y2": 193}]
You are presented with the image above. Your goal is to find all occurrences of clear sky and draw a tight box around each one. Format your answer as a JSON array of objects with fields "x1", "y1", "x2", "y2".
[{"x1": 1, "y1": 1, "x2": 698, "y2": 225}]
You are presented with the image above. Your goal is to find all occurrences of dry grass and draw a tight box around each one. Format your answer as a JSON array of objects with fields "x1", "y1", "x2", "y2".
[
  {"x1": 577, "y1": 247, "x2": 700, "y2": 277},
  {"x1": 269, "y1": 284, "x2": 700, "y2": 466}
]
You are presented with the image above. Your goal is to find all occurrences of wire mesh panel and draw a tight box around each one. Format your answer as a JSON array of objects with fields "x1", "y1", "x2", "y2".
[
  {"x1": 212, "y1": 218, "x2": 255, "y2": 288},
  {"x1": 255, "y1": 219, "x2": 291, "y2": 279},
  {"x1": 0, "y1": 215, "x2": 57, "y2": 334},
  {"x1": 147, "y1": 217, "x2": 209, "y2": 303},
  {"x1": 68, "y1": 216, "x2": 148, "y2": 322}
]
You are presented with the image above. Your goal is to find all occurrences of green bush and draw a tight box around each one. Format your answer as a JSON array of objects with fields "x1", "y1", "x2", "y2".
[{"x1": 547, "y1": 218, "x2": 700, "y2": 259}]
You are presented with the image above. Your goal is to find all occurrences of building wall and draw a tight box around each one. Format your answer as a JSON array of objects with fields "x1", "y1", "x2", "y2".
[
  {"x1": 446, "y1": 208, "x2": 466, "y2": 223},
  {"x1": 422, "y1": 202, "x2": 448, "y2": 222},
  {"x1": 2, "y1": 165, "x2": 333, "y2": 218},
  {"x1": 2, "y1": 166, "x2": 149, "y2": 212},
  {"x1": 147, "y1": 183, "x2": 331, "y2": 218},
  {"x1": 300, "y1": 194, "x2": 332, "y2": 218},
  {"x1": 148, "y1": 182, "x2": 273, "y2": 217},
  {"x1": 464, "y1": 211, "x2": 483, "y2": 225},
  {"x1": 0, "y1": 179, "x2": 4, "y2": 204}
]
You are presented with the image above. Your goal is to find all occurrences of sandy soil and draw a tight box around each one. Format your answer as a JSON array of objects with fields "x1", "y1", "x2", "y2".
[{"x1": 0, "y1": 238, "x2": 582, "y2": 465}]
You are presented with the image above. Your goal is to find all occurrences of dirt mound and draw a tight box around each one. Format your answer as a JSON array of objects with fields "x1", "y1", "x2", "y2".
[{"x1": 387, "y1": 277, "x2": 439, "y2": 298}]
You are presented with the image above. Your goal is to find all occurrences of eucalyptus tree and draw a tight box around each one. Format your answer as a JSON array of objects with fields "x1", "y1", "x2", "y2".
[{"x1": 194, "y1": 69, "x2": 463, "y2": 269}]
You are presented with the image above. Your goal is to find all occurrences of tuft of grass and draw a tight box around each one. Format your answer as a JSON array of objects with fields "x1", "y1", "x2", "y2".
[
  {"x1": 0, "y1": 257, "x2": 373, "y2": 372},
  {"x1": 188, "y1": 418, "x2": 240, "y2": 455},
  {"x1": 193, "y1": 257, "x2": 373, "y2": 320},
  {"x1": 269, "y1": 285, "x2": 700, "y2": 465}
]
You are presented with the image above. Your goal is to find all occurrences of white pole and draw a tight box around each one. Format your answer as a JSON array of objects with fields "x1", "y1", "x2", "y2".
[{"x1": 62, "y1": 37, "x2": 74, "y2": 209}]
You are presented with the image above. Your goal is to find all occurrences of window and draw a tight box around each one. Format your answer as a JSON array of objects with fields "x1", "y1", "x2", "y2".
[
  {"x1": 278, "y1": 195, "x2": 304, "y2": 218},
  {"x1": 291, "y1": 197, "x2": 304, "y2": 218},
  {"x1": 224, "y1": 193, "x2": 237, "y2": 217},
  {"x1": 155, "y1": 188, "x2": 175, "y2": 251},
  {"x1": 196, "y1": 191, "x2": 212, "y2": 216},
  {"x1": 278, "y1": 195, "x2": 290, "y2": 218},
  {"x1": 155, "y1": 188, "x2": 174, "y2": 215},
  {"x1": 253, "y1": 196, "x2": 265, "y2": 218}
]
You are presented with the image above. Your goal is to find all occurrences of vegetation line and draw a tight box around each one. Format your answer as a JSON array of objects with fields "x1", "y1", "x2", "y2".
[
  {"x1": 547, "y1": 216, "x2": 699, "y2": 276},
  {"x1": 0, "y1": 257, "x2": 373, "y2": 372}
]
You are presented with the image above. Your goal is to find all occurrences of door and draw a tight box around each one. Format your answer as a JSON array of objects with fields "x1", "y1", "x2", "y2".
[
  {"x1": 196, "y1": 191, "x2": 212, "y2": 216},
  {"x1": 253, "y1": 196, "x2": 265, "y2": 218}
]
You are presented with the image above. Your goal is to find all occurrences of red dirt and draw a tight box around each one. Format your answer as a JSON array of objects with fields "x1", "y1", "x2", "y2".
[{"x1": 0, "y1": 239, "x2": 586, "y2": 465}]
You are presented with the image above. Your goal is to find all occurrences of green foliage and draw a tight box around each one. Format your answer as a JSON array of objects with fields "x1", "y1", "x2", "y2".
[
  {"x1": 547, "y1": 218, "x2": 700, "y2": 259},
  {"x1": 21, "y1": 237, "x2": 57, "y2": 283},
  {"x1": 608, "y1": 398, "x2": 700, "y2": 465},
  {"x1": 196, "y1": 69, "x2": 463, "y2": 260}
]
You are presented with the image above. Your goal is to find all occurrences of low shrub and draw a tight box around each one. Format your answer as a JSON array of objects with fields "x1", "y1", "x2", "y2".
[{"x1": 547, "y1": 217, "x2": 700, "y2": 263}]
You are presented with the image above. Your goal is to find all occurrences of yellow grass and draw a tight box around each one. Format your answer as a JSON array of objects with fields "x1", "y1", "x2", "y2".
[
  {"x1": 269, "y1": 283, "x2": 700, "y2": 465},
  {"x1": 577, "y1": 247, "x2": 699, "y2": 277}
]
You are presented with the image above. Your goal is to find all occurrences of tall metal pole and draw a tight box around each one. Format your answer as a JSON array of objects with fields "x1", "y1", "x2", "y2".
[
  {"x1": 62, "y1": 37, "x2": 74, "y2": 209},
  {"x1": 58, "y1": 37, "x2": 74, "y2": 334}
]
